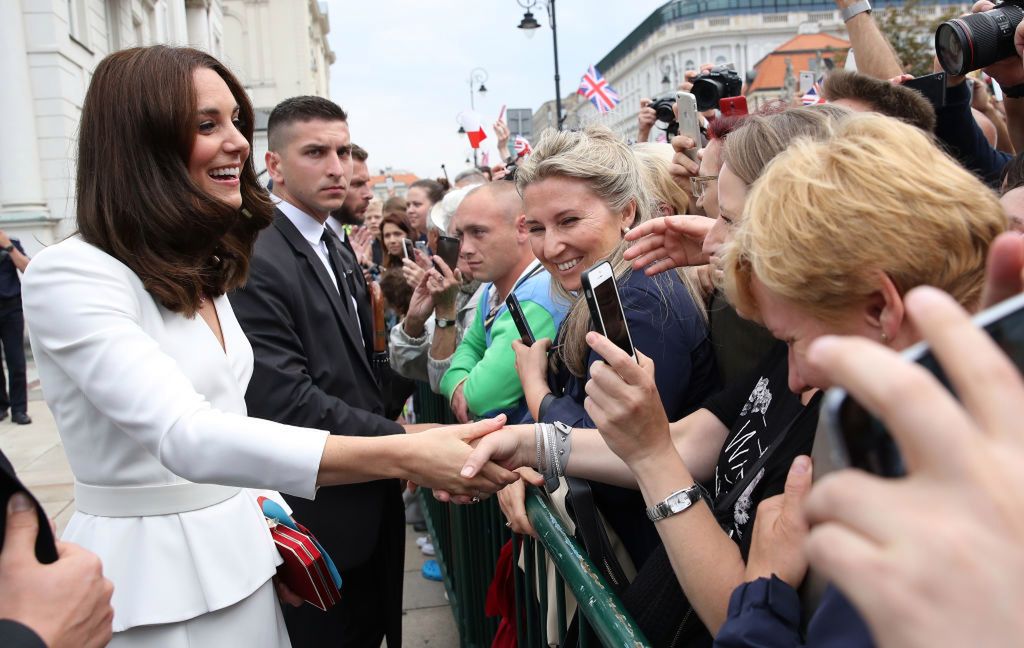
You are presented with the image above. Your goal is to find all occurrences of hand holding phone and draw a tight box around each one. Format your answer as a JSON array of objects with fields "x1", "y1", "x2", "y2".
[
  {"x1": 581, "y1": 261, "x2": 636, "y2": 362},
  {"x1": 823, "y1": 290, "x2": 1024, "y2": 477},
  {"x1": 403, "y1": 239, "x2": 415, "y2": 260},
  {"x1": 434, "y1": 235, "x2": 461, "y2": 274}
]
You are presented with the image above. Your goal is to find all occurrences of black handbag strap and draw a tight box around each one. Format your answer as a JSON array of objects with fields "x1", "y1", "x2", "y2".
[
  {"x1": 713, "y1": 391, "x2": 822, "y2": 517},
  {"x1": 562, "y1": 476, "x2": 631, "y2": 596}
]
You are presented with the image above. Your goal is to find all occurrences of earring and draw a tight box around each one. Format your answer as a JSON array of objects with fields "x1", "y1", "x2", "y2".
[
  {"x1": 880, "y1": 331, "x2": 889, "y2": 344},
  {"x1": 621, "y1": 226, "x2": 630, "y2": 236}
]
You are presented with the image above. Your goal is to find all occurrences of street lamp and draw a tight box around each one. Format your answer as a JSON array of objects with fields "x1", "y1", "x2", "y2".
[
  {"x1": 467, "y1": 67, "x2": 489, "y2": 165},
  {"x1": 660, "y1": 55, "x2": 678, "y2": 90},
  {"x1": 516, "y1": 0, "x2": 563, "y2": 131}
]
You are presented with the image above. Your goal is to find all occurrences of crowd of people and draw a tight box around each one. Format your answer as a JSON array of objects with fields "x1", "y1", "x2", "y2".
[{"x1": 5, "y1": 1, "x2": 1024, "y2": 647}]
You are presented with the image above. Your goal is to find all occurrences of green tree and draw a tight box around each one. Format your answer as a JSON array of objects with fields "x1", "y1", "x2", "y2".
[{"x1": 875, "y1": 0, "x2": 962, "y2": 76}]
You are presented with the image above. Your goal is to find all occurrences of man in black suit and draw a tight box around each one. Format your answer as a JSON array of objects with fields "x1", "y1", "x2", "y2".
[
  {"x1": 229, "y1": 97, "x2": 410, "y2": 647},
  {"x1": 0, "y1": 450, "x2": 113, "y2": 647}
]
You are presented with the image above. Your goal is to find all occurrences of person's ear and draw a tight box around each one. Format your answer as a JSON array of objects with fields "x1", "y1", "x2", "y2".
[
  {"x1": 515, "y1": 213, "x2": 529, "y2": 243},
  {"x1": 866, "y1": 272, "x2": 906, "y2": 345},
  {"x1": 266, "y1": 151, "x2": 284, "y2": 187},
  {"x1": 620, "y1": 200, "x2": 638, "y2": 233}
]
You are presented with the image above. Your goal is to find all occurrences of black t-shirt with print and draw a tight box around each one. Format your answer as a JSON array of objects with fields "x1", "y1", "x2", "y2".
[{"x1": 701, "y1": 341, "x2": 821, "y2": 557}]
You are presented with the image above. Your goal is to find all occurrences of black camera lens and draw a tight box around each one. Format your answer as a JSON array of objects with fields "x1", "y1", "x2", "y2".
[
  {"x1": 691, "y1": 79, "x2": 723, "y2": 112},
  {"x1": 653, "y1": 102, "x2": 676, "y2": 123},
  {"x1": 935, "y1": 4, "x2": 1024, "y2": 76}
]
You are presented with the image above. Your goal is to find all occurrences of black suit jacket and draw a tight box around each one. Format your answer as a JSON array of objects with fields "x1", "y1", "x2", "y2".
[{"x1": 229, "y1": 211, "x2": 403, "y2": 570}]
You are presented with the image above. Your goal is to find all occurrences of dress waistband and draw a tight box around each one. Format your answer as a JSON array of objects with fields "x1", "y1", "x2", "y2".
[{"x1": 74, "y1": 481, "x2": 241, "y2": 517}]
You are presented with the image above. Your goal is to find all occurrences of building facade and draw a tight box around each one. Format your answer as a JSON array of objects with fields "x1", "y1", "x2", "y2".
[
  {"x1": 542, "y1": 0, "x2": 963, "y2": 142},
  {"x1": 3, "y1": 0, "x2": 332, "y2": 254}
]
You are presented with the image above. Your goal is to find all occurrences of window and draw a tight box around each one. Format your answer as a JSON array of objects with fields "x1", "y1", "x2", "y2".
[{"x1": 67, "y1": 0, "x2": 90, "y2": 46}]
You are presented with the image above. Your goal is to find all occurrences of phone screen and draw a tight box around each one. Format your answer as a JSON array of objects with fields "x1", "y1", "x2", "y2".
[
  {"x1": 826, "y1": 292, "x2": 1024, "y2": 477},
  {"x1": 403, "y1": 239, "x2": 415, "y2": 260}
]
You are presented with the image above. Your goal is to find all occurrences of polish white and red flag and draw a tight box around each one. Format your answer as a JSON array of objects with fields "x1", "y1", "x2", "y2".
[
  {"x1": 578, "y1": 65, "x2": 621, "y2": 114},
  {"x1": 514, "y1": 135, "x2": 532, "y2": 157},
  {"x1": 458, "y1": 110, "x2": 488, "y2": 148}
]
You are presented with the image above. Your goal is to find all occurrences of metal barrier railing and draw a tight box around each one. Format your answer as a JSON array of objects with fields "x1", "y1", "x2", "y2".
[{"x1": 421, "y1": 482, "x2": 651, "y2": 647}]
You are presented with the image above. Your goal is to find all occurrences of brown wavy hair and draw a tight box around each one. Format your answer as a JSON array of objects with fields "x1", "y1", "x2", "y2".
[{"x1": 76, "y1": 46, "x2": 274, "y2": 316}]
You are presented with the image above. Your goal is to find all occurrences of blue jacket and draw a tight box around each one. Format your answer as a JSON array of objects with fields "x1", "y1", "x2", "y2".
[{"x1": 715, "y1": 577, "x2": 874, "y2": 648}]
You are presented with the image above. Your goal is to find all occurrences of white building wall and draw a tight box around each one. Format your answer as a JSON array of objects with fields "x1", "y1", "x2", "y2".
[{"x1": 6, "y1": 0, "x2": 325, "y2": 252}]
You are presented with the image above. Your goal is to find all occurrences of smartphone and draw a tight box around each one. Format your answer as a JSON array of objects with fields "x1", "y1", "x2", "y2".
[
  {"x1": 580, "y1": 261, "x2": 636, "y2": 361},
  {"x1": 675, "y1": 91, "x2": 701, "y2": 162},
  {"x1": 403, "y1": 238, "x2": 415, "y2": 260},
  {"x1": 719, "y1": 96, "x2": 749, "y2": 117},
  {"x1": 505, "y1": 293, "x2": 536, "y2": 346},
  {"x1": 434, "y1": 235, "x2": 461, "y2": 273},
  {"x1": 415, "y1": 240, "x2": 430, "y2": 256},
  {"x1": 823, "y1": 291, "x2": 1024, "y2": 477},
  {"x1": 902, "y1": 72, "x2": 947, "y2": 108}
]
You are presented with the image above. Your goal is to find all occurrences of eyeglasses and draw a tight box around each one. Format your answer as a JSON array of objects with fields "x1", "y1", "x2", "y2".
[{"x1": 690, "y1": 175, "x2": 718, "y2": 201}]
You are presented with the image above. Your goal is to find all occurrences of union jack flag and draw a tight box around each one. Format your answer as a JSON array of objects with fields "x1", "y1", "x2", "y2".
[
  {"x1": 578, "y1": 65, "x2": 621, "y2": 114},
  {"x1": 801, "y1": 76, "x2": 826, "y2": 105}
]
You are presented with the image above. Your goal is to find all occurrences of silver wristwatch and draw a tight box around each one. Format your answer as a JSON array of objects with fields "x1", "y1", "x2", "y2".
[
  {"x1": 840, "y1": 0, "x2": 871, "y2": 22},
  {"x1": 646, "y1": 483, "x2": 708, "y2": 522}
]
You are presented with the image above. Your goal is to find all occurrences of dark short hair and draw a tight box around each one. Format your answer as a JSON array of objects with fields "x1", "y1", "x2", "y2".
[
  {"x1": 1001, "y1": 151, "x2": 1024, "y2": 192},
  {"x1": 823, "y1": 70, "x2": 937, "y2": 133},
  {"x1": 380, "y1": 267, "x2": 414, "y2": 317},
  {"x1": 76, "y1": 45, "x2": 274, "y2": 316},
  {"x1": 409, "y1": 178, "x2": 445, "y2": 205},
  {"x1": 351, "y1": 144, "x2": 368, "y2": 163},
  {"x1": 267, "y1": 96, "x2": 347, "y2": 151}
]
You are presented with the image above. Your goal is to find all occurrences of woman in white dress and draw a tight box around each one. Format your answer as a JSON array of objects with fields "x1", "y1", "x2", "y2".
[{"x1": 21, "y1": 45, "x2": 517, "y2": 647}]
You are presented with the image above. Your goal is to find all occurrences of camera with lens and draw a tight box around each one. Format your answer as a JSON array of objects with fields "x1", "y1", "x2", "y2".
[
  {"x1": 936, "y1": 0, "x2": 1024, "y2": 76},
  {"x1": 691, "y1": 65, "x2": 743, "y2": 112},
  {"x1": 648, "y1": 95, "x2": 680, "y2": 137}
]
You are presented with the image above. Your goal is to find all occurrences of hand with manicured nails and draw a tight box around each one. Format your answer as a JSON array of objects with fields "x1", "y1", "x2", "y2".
[
  {"x1": 411, "y1": 416, "x2": 520, "y2": 499},
  {"x1": 803, "y1": 287, "x2": 1024, "y2": 648},
  {"x1": 0, "y1": 493, "x2": 114, "y2": 648},
  {"x1": 623, "y1": 214, "x2": 714, "y2": 275},
  {"x1": 743, "y1": 456, "x2": 813, "y2": 587},
  {"x1": 582, "y1": 332, "x2": 672, "y2": 470}
]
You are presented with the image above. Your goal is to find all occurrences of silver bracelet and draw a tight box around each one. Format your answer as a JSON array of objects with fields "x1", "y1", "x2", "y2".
[
  {"x1": 553, "y1": 421, "x2": 572, "y2": 477},
  {"x1": 535, "y1": 423, "x2": 545, "y2": 475}
]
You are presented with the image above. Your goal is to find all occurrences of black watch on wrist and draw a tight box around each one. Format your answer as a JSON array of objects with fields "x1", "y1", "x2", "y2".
[{"x1": 1002, "y1": 82, "x2": 1024, "y2": 99}]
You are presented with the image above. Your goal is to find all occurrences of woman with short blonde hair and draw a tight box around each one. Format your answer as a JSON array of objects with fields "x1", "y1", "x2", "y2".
[{"x1": 724, "y1": 112, "x2": 1005, "y2": 323}]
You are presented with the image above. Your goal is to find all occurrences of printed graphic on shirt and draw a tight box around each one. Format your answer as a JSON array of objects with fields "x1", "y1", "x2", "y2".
[{"x1": 715, "y1": 376, "x2": 773, "y2": 540}]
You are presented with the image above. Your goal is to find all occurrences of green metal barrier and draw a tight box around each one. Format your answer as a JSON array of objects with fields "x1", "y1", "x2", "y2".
[{"x1": 420, "y1": 483, "x2": 651, "y2": 647}]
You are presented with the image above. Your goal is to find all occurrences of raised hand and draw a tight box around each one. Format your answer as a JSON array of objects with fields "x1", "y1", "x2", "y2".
[{"x1": 623, "y1": 214, "x2": 714, "y2": 275}]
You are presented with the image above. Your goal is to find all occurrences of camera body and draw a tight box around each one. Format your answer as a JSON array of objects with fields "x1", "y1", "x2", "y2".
[
  {"x1": 648, "y1": 95, "x2": 680, "y2": 138},
  {"x1": 936, "y1": 0, "x2": 1024, "y2": 75},
  {"x1": 691, "y1": 65, "x2": 743, "y2": 112}
]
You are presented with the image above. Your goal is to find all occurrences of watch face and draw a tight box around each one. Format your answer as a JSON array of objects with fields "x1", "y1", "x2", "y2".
[{"x1": 668, "y1": 493, "x2": 693, "y2": 514}]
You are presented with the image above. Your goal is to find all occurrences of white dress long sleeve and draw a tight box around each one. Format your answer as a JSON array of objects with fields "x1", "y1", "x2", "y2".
[{"x1": 22, "y1": 237, "x2": 330, "y2": 632}]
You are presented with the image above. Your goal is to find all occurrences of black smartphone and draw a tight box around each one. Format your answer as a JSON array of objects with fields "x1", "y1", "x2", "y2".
[
  {"x1": 505, "y1": 293, "x2": 536, "y2": 346},
  {"x1": 823, "y1": 291, "x2": 1024, "y2": 477},
  {"x1": 580, "y1": 261, "x2": 636, "y2": 361},
  {"x1": 434, "y1": 235, "x2": 461, "y2": 273},
  {"x1": 403, "y1": 238, "x2": 415, "y2": 260},
  {"x1": 902, "y1": 72, "x2": 947, "y2": 108}
]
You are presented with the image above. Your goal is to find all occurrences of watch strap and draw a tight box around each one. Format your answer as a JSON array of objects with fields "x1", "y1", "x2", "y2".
[
  {"x1": 1002, "y1": 82, "x2": 1024, "y2": 99},
  {"x1": 840, "y1": 0, "x2": 872, "y2": 22},
  {"x1": 646, "y1": 483, "x2": 708, "y2": 522}
]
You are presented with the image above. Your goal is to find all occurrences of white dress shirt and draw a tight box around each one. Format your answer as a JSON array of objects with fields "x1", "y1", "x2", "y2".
[
  {"x1": 275, "y1": 197, "x2": 339, "y2": 292},
  {"x1": 22, "y1": 237, "x2": 330, "y2": 631}
]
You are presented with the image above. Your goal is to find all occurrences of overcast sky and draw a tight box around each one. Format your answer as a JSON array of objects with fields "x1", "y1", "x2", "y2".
[{"x1": 325, "y1": 0, "x2": 666, "y2": 181}]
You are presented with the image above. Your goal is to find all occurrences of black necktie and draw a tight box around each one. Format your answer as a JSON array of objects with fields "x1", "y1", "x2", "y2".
[{"x1": 321, "y1": 229, "x2": 366, "y2": 350}]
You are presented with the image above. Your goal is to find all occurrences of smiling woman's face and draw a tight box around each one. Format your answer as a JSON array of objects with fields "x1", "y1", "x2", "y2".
[
  {"x1": 188, "y1": 67, "x2": 249, "y2": 208},
  {"x1": 522, "y1": 176, "x2": 633, "y2": 291}
]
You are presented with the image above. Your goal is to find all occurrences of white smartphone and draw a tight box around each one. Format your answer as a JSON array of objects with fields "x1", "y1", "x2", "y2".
[
  {"x1": 675, "y1": 91, "x2": 701, "y2": 162},
  {"x1": 580, "y1": 261, "x2": 637, "y2": 362}
]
